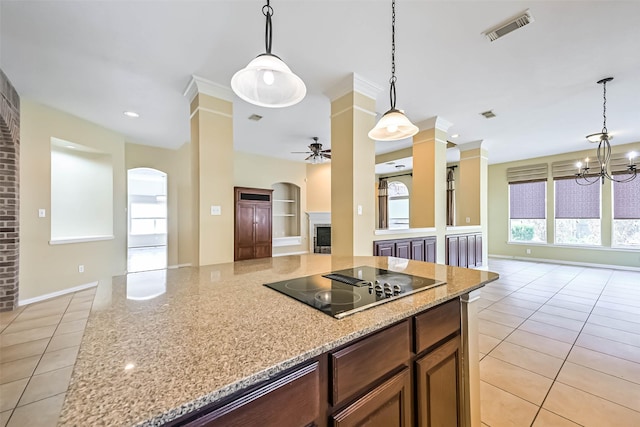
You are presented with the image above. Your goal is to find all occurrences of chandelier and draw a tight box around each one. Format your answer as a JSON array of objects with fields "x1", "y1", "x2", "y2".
[{"x1": 576, "y1": 77, "x2": 637, "y2": 185}]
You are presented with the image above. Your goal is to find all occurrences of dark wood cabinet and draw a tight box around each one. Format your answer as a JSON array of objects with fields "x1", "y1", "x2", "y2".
[
  {"x1": 373, "y1": 237, "x2": 437, "y2": 263},
  {"x1": 234, "y1": 187, "x2": 273, "y2": 261},
  {"x1": 331, "y1": 368, "x2": 412, "y2": 427},
  {"x1": 445, "y1": 233, "x2": 482, "y2": 268}
]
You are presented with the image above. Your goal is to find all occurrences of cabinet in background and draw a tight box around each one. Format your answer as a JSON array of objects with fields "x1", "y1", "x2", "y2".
[
  {"x1": 373, "y1": 237, "x2": 437, "y2": 263},
  {"x1": 234, "y1": 187, "x2": 273, "y2": 261},
  {"x1": 445, "y1": 233, "x2": 482, "y2": 268}
]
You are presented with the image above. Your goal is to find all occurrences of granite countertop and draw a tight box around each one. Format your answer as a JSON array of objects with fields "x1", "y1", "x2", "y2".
[{"x1": 59, "y1": 255, "x2": 498, "y2": 426}]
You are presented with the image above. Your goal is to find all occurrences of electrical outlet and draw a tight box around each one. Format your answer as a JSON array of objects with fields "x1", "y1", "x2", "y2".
[
  {"x1": 357, "y1": 205, "x2": 363, "y2": 215},
  {"x1": 38, "y1": 209, "x2": 46, "y2": 218},
  {"x1": 526, "y1": 249, "x2": 531, "y2": 255},
  {"x1": 78, "y1": 265, "x2": 85, "y2": 273},
  {"x1": 210, "y1": 205, "x2": 221, "y2": 216},
  {"x1": 465, "y1": 217, "x2": 471, "y2": 224}
]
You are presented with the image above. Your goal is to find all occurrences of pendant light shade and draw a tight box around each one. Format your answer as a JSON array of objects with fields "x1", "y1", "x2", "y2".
[
  {"x1": 368, "y1": 109, "x2": 419, "y2": 141},
  {"x1": 369, "y1": 0, "x2": 418, "y2": 142},
  {"x1": 231, "y1": 1, "x2": 306, "y2": 108}
]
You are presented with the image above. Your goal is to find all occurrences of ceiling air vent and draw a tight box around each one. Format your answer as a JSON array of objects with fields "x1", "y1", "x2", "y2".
[
  {"x1": 484, "y1": 10, "x2": 534, "y2": 42},
  {"x1": 248, "y1": 114, "x2": 263, "y2": 121},
  {"x1": 480, "y1": 110, "x2": 496, "y2": 119}
]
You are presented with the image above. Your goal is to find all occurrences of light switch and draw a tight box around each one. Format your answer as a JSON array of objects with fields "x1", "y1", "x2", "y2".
[
  {"x1": 38, "y1": 209, "x2": 46, "y2": 218},
  {"x1": 357, "y1": 205, "x2": 363, "y2": 215},
  {"x1": 465, "y1": 217, "x2": 471, "y2": 223},
  {"x1": 210, "y1": 205, "x2": 221, "y2": 216}
]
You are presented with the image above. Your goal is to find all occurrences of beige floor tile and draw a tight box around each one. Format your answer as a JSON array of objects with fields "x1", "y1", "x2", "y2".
[
  {"x1": 480, "y1": 287, "x2": 513, "y2": 298},
  {"x1": 517, "y1": 287, "x2": 556, "y2": 298},
  {"x1": 479, "y1": 381, "x2": 539, "y2": 427},
  {"x1": 510, "y1": 292, "x2": 550, "y2": 303},
  {"x1": 53, "y1": 319, "x2": 87, "y2": 336},
  {"x1": 480, "y1": 356, "x2": 553, "y2": 405},
  {"x1": 0, "y1": 410, "x2": 11, "y2": 427},
  {"x1": 11, "y1": 308, "x2": 65, "y2": 323},
  {"x1": 576, "y1": 333, "x2": 640, "y2": 364},
  {"x1": 532, "y1": 409, "x2": 580, "y2": 426},
  {"x1": 2, "y1": 315, "x2": 62, "y2": 335},
  {"x1": 582, "y1": 323, "x2": 640, "y2": 347},
  {"x1": 587, "y1": 314, "x2": 640, "y2": 334},
  {"x1": 478, "y1": 309, "x2": 526, "y2": 328},
  {"x1": 46, "y1": 331, "x2": 84, "y2": 353},
  {"x1": 489, "y1": 341, "x2": 564, "y2": 379},
  {"x1": 556, "y1": 362, "x2": 640, "y2": 412},
  {"x1": 568, "y1": 345, "x2": 640, "y2": 385},
  {"x1": 476, "y1": 298, "x2": 493, "y2": 309},
  {"x1": 477, "y1": 291, "x2": 504, "y2": 302},
  {"x1": 0, "y1": 379, "x2": 28, "y2": 412},
  {"x1": 529, "y1": 312, "x2": 585, "y2": 332},
  {"x1": 537, "y1": 304, "x2": 590, "y2": 321},
  {"x1": 543, "y1": 382, "x2": 640, "y2": 427},
  {"x1": 478, "y1": 333, "x2": 502, "y2": 354},
  {"x1": 545, "y1": 299, "x2": 593, "y2": 313},
  {"x1": 478, "y1": 319, "x2": 514, "y2": 340},
  {"x1": 595, "y1": 300, "x2": 637, "y2": 314},
  {"x1": 551, "y1": 293, "x2": 598, "y2": 305},
  {"x1": 599, "y1": 294, "x2": 640, "y2": 308},
  {"x1": 18, "y1": 366, "x2": 73, "y2": 406},
  {"x1": 65, "y1": 301, "x2": 92, "y2": 314},
  {"x1": 484, "y1": 302, "x2": 535, "y2": 318},
  {"x1": 500, "y1": 296, "x2": 544, "y2": 310},
  {"x1": 0, "y1": 339, "x2": 49, "y2": 364},
  {"x1": 519, "y1": 319, "x2": 579, "y2": 344},
  {"x1": 0, "y1": 356, "x2": 40, "y2": 384},
  {"x1": 0, "y1": 308, "x2": 24, "y2": 327},
  {"x1": 591, "y1": 306, "x2": 640, "y2": 324},
  {"x1": 7, "y1": 393, "x2": 65, "y2": 427},
  {"x1": 60, "y1": 310, "x2": 89, "y2": 323},
  {"x1": 34, "y1": 346, "x2": 79, "y2": 375},
  {"x1": 505, "y1": 329, "x2": 572, "y2": 359},
  {"x1": 0, "y1": 325, "x2": 57, "y2": 348},
  {"x1": 74, "y1": 288, "x2": 96, "y2": 297}
]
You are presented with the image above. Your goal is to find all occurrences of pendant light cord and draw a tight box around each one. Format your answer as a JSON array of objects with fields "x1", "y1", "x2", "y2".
[
  {"x1": 601, "y1": 79, "x2": 608, "y2": 135},
  {"x1": 263, "y1": 0, "x2": 274, "y2": 54},
  {"x1": 389, "y1": 0, "x2": 397, "y2": 110}
]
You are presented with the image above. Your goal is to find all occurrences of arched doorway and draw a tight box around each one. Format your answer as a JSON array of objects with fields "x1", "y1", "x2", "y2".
[{"x1": 127, "y1": 168, "x2": 167, "y2": 272}]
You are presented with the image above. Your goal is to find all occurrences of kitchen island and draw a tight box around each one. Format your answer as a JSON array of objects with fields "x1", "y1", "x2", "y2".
[{"x1": 59, "y1": 255, "x2": 498, "y2": 426}]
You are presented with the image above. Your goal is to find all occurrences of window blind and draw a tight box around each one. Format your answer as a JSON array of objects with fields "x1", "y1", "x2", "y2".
[
  {"x1": 552, "y1": 160, "x2": 586, "y2": 179},
  {"x1": 507, "y1": 163, "x2": 548, "y2": 183},
  {"x1": 610, "y1": 152, "x2": 635, "y2": 175},
  {"x1": 510, "y1": 181, "x2": 546, "y2": 219},
  {"x1": 613, "y1": 178, "x2": 640, "y2": 219},
  {"x1": 555, "y1": 179, "x2": 600, "y2": 219}
]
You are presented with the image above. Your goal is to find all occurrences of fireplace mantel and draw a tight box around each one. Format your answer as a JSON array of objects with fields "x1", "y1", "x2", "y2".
[{"x1": 306, "y1": 212, "x2": 331, "y2": 253}]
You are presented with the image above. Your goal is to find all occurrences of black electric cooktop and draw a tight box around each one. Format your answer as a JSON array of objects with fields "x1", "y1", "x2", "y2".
[{"x1": 264, "y1": 266, "x2": 446, "y2": 319}]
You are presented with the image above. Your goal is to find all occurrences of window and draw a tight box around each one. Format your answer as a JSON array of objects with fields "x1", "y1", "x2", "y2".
[
  {"x1": 388, "y1": 181, "x2": 409, "y2": 229},
  {"x1": 612, "y1": 178, "x2": 640, "y2": 247},
  {"x1": 554, "y1": 178, "x2": 601, "y2": 245},
  {"x1": 509, "y1": 181, "x2": 546, "y2": 242}
]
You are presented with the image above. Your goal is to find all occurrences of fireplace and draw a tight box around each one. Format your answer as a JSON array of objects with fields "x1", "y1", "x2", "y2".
[{"x1": 306, "y1": 212, "x2": 331, "y2": 254}]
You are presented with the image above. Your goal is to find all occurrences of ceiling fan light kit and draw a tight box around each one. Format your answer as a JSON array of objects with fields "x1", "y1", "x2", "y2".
[
  {"x1": 292, "y1": 137, "x2": 331, "y2": 164},
  {"x1": 231, "y1": 0, "x2": 306, "y2": 108},
  {"x1": 368, "y1": 0, "x2": 419, "y2": 142}
]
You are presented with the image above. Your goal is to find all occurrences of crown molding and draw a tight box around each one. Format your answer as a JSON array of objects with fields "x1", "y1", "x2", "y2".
[
  {"x1": 416, "y1": 116, "x2": 453, "y2": 132},
  {"x1": 183, "y1": 75, "x2": 234, "y2": 103},
  {"x1": 457, "y1": 140, "x2": 485, "y2": 151},
  {"x1": 325, "y1": 72, "x2": 383, "y2": 102}
]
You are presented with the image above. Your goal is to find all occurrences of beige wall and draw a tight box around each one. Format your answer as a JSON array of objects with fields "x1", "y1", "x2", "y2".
[
  {"x1": 306, "y1": 162, "x2": 331, "y2": 212},
  {"x1": 20, "y1": 100, "x2": 127, "y2": 301},
  {"x1": 125, "y1": 142, "x2": 191, "y2": 268},
  {"x1": 488, "y1": 141, "x2": 640, "y2": 268},
  {"x1": 234, "y1": 151, "x2": 309, "y2": 255}
]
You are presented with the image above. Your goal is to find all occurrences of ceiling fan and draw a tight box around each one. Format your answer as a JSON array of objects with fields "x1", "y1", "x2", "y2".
[{"x1": 292, "y1": 137, "x2": 331, "y2": 163}]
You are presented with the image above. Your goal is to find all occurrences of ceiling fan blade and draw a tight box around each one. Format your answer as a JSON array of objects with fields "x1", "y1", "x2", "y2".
[
  {"x1": 320, "y1": 149, "x2": 331, "y2": 153},
  {"x1": 322, "y1": 153, "x2": 331, "y2": 159},
  {"x1": 291, "y1": 151, "x2": 313, "y2": 154},
  {"x1": 304, "y1": 154, "x2": 313, "y2": 160}
]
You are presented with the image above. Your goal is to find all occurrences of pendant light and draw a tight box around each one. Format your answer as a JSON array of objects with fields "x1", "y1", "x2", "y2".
[
  {"x1": 368, "y1": 0, "x2": 419, "y2": 141},
  {"x1": 231, "y1": 0, "x2": 306, "y2": 108}
]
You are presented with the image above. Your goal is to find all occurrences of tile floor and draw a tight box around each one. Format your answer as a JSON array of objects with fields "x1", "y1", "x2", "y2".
[
  {"x1": 127, "y1": 245, "x2": 167, "y2": 273},
  {"x1": 1, "y1": 258, "x2": 639, "y2": 426}
]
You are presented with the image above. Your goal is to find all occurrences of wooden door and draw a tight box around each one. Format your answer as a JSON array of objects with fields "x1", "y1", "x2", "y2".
[
  {"x1": 410, "y1": 239, "x2": 425, "y2": 262},
  {"x1": 254, "y1": 204, "x2": 272, "y2": 259},
  {"x1": 396, "y1": 241, "x2": 410, "y2": 259},
  {"x1": 415, "y1": 336, "x2": 461, "y2": 427},
  {"x1": 331, "y1": 368, "x2": 412, "y2": 427},
  {"x1": 234, "y1": 187, "x2": 273, "y2": 261},
  {"x1": 235, "y1": 203, "x2": 256, "y2": 261}
]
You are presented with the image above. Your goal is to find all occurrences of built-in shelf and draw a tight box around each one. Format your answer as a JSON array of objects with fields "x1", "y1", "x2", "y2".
[
  {"x1": 272, "y1": 183, "x2": 301, "y2": 240},
  {"x1": 273, "y1": 199, "x2": 295, "y2": 203},
  {"x1": 273, "y1": 236, "x2": 303, "y2": 247}
]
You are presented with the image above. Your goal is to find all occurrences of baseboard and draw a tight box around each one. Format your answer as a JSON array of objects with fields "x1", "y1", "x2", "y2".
[
  {"x1": 272, "y1": 251, "x2": 308, "y2": 257},
  {"x1": 168, "y1": 263, "x2": 192, "y2": 269},
  {"x1": 488, "y1": 254, "x2": 640, "y2": 272},
  {"x1": 19, "y1": 281, "x2": 98, "y2": 306}
]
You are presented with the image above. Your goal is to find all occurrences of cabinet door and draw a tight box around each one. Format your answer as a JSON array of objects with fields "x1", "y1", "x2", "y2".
[
  {"x1": 396, "y1": 241, "x2": 411, "y2": 259},
  {"x1": 475, "y1": 234, "x2": 483, "y2": 266},
  {"x1": 410, "y1": 239, "x2": 425, "y2": 262},
  {"x1": 374, "y1": 241, "x2": 396, "y2": 257},
  {"x1": 415, "y1": 336, "x2": 461, "y2": 427},
  {"x1": 425, "y1": 238, "x2": 436, "y2": 263},
  {"x1": 235, "y1": 204, "x2": 256, "y2": 261},
  {"x1": 254, "y1": 204, "x2": 272, "y2": 259},
  {"x1": 446, "y1": 236, "x2": 458, "y2": 267},
  {"x1": 458, "y1": 235, "x2": 468, "y2": 268},
  {"x1": 467, "y1": 234, "x2": 476, "y2": 267},
  {"x1": 331, "y1": 368, "x2": 412, "y2": 427}
]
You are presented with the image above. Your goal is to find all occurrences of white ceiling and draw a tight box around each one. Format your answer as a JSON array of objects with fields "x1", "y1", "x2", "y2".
[{"x1": 2, "y1": 0, "x2": 639, "y2": 166}]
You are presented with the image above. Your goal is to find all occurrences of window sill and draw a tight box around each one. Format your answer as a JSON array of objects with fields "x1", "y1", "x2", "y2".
[
  {"x1": 374, "y1": 227, "x2": 436, "y2": 236},
  {"x1": 49, "y1": 235, "x2": 114, "y2": 245},
  {"x1": 507, "y1": 241, "x2": 640, "y2": 252}
]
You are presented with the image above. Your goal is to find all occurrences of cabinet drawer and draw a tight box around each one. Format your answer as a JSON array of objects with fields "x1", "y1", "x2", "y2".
[
  {"x1": 331, "y1": 320, "x2": 410, "y2": 406},
  {"x1": 414, "y1": 299, "x2": 460, "y2": 354}
]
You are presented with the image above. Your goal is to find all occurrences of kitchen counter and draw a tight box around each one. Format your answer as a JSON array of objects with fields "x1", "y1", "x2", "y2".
[{"x1": 58, "y1": 255, "x2": 498, "y2": 426}]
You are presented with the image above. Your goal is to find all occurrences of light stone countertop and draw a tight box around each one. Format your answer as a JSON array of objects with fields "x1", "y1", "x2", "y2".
[{"x1": 58, "y1": 255, "x2": 498, "y2": 426}]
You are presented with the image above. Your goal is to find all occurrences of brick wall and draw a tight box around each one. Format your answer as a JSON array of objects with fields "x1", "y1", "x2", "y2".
[{"x1": 0, "y1": 69, "x2": 20, "y2": 311}]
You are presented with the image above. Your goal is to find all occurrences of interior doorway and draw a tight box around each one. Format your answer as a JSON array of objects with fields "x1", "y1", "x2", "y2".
[{"x1": 127, "y1": 168, "x2": 167, "y2": 272}]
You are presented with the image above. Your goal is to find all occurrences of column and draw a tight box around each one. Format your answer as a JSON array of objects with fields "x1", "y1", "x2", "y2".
[
  {"x1": 327, "y1": 74, "x2": 381, "y2": 256},
  {"x1": 411, "y1": 116, "x2": 451, "y2": 263},
  {"x1": 461, "y1": 290, "x2": 482, "y2": 427},
  {"x1": 457, "y1": 141, "x2": 489, "y2": 265},
  {"x1": 184, "y1": 76, "x2": 234, "y2": 265}
]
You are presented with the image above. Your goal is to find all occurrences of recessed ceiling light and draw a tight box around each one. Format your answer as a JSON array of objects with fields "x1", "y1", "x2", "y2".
[
  {"x1": 480, "y1": 110, "x2": 496, "y2": 119},
  {"x1": 123, "y1": 111, "x2": 140, "y2": 118},
  {"x1": 451, "y1": 134, "x2": 459, "y2": 138}
]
